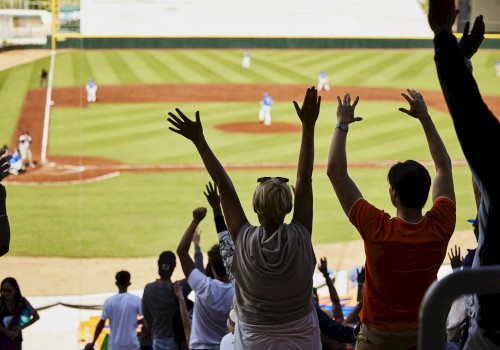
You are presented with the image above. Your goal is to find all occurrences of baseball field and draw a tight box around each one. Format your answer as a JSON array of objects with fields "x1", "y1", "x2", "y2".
[{"x1": 1, "y1": 47, "x2": 499, "y2": 295}]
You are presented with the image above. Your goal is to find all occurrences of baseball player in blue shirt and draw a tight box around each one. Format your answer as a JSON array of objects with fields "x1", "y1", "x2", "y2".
[{"x1": 259, "y1": 92, "x2": 274, "y2": 125}]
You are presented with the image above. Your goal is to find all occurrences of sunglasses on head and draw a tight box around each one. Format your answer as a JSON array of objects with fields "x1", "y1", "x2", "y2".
[{"x1": 257, "y1": 177, "x2": 289, "y2": 184}]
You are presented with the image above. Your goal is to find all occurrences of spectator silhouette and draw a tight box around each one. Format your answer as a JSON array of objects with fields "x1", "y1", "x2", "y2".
[
  {"x1": 142, "y1": 251, "x2": 191, "y2": 350},
  {"x1": 39, "y1": 69, "x2": 47, "y2": 88},
  {"x1": 318, "y1": 257, "x2": 344, "y2": 323},
  {"x1": 0, "y1": 148, "x2": 11, "y2": 257},
  {"x1": 85, "y1": 271, "x2": 142, "y2": 350},
  {"x1": 166, "y1": 86, "x2": 322, "y2": 348},
  {"x1": 0, "y1": 277, "x2": 40, "y2": 350},
  {"x1": 327, "y1": 90, "x2": 455, "y2": 349},
  {"x1": 172, "y1": 280, "x2": 191, "y2": 349},
  {"x1": 428, "y1": 2, "x2": 500, "y2": 348},
  {"x1": 176, "y1": 207, "x2": 233, "y2": 349}
]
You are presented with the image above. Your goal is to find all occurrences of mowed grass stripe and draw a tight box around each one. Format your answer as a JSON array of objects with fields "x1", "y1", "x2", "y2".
[
  {"x1": 177, "y1": 52, "x2": 227, "y2": 83},
  {"x1": 85, "y1": 51, "x2": 121, "y2": 84},
  {"x1": 106, "y1": 51, "x2": 141, "y2": 84},
  {"x1": 257, "y1": 56, "x2": 313, "y2": 83},
  {"x1": 394, "y1": 53, "x2": 435, "y2": 82},
  {"x1": 320, "y1": 53, "x2": 377, "y2": 84},
  {"x1": 0, "y1": 65, "x2": 32, "y2": 141},
  {"x1": 53, "y1": 53, "x2": 75, "y2": 87},
  {"x1": 293, "y1": 50, "x2": 348, "y2": 68},
  {"x1": 371, "y1": 51, "x2": 432, "y2": 86},
  {"x1": 29, "y1": 57, "x2": 50, "y2": 89},
  {"x1": 74, "y1": 51, "x2": 93, "y2": 87},
  {"x1": 123, "y1": 51, "x2": 166, "y2": 83},
  {"x1": 200, "y1": 52, "x2": 255, "y2": 83},
  {"x1": 332, "y1": 52, "x2": 388, "y2": 84},
  {"x1": 210, "y1": 51, "x2": 273, "y2": 83},
  {"x1": 140, "y1": 51, "x2": 184, "y2": 83},
  {"x1": 151, "y1": 51, "x2": 207, "y2": 83},
  {"x1": 343, "y1": 52, "x2": 410, "y2": 86}
]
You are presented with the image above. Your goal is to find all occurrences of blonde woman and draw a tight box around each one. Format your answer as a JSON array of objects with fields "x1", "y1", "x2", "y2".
[{"x1": 167, "y1": 86, "x2": 322, "y2": 349}]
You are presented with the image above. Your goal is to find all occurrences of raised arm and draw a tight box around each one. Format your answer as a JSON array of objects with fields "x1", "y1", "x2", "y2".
[
  {"x1": 85, "y1": 319, "x2": 105, "y2": 350},
  {"x1": 318, "y1": 257, "x2": 344, "y2": 321},
  {"x1": 0, "y1": 150, "x2": 11, "y2": 257},
  {"x1": 176, "y1": 207, "x2": 207, "y2": 278},
  {"x1": 326, "y1": 93, "x2": 363, "y2": 216},
  {"x1": 192, "y1": 228, "x2": 204, "y2": 272},
  {"x1": 0, "y1": 184, "x2": 10, "y2": 257},
  {"x1": 173, "y1": 280, "x2": 191, "y2": 346},
  {"x1": 167, "y1": 109, "x2": 247, "y2": 241},
  {"x1": 292, "y1": 87, "x2": 321, "y2": 232},
  {"x1": 399, "y1": 89, "x2": 454, "y2": 203},
  {"x1": 204, "y1": 182, "x2": 234, "y2": 281}
]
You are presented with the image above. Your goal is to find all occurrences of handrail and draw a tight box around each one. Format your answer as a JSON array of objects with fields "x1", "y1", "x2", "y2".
[{"x1": 418, "y1": 266, "x2": 500, "y2": 350}]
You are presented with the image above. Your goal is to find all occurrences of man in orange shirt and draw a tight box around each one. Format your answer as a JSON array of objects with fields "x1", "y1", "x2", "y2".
[{"x1": 326, "y1": 90, "x2": 456, "y2": 349}]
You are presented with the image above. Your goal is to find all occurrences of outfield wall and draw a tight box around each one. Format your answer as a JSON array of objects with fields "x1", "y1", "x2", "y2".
[
  {"x1": 80, "y1": 0, "x2": 432, "y2": 37},
  {"x1": 49, "y1": 35, "x2": 500, "y2": 49}
]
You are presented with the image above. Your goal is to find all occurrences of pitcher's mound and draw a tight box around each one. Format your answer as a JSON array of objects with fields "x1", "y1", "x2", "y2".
[{"x1": 215, "y1": 122, "x2": 301, "y2": 134}]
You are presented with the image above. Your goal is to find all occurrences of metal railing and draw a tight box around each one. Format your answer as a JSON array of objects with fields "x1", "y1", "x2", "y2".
[{"x1": 418, "y1": 266, "x2": 500, "y2": 350}]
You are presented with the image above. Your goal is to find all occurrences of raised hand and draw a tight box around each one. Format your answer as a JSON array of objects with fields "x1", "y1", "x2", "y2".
[
  {"x1": 167, "y1": 108, "x2": 204, "y2": 143},
  {"x1": 293, "y1": 86, "x2": 321, "y2": 127},
  {"x1": 203, "y1": 181, "x2": 220, "y2": 209},
  {"x1": 336, "y1": 93, "x2": 362, "y2": 124},
  {"x1": 192, "y1": 207, "x2": 207, "y2": 223},
  {"x1": 318, "y1": 257, "x2": 329, "y2": 275},
  {"x1": 357, "y1": 266, "x2": 366, "y2": 284},
  {"x1": 459, "y1": 15, "x2": 485, "y2": 59},
  {"x1": 448, "y1": 244, "x2": 463, "y2": 269},
  {"x1": 399, "y1": 89, "x2": 429, "y2": 119},
  {"x1": 428, "y1": 0, "x2": 458, "y2": 35},
  {"x1": 0, "y1": 149, "x2": 11, "y2": 182},
  {"x1": 173, "y1": 280, "x2": 184, "y2": 299},
  {"x1": 192, "y1": 229, "x2": 201, "y2": 247}
]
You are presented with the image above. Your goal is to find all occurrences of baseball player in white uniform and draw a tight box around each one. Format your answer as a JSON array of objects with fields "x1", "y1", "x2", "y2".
[
  {"x1": 242, "y1": 50, "x2": 251, "y2": 69},
  {"x1": 18, "y1": 132, "x2": 34, "y2": 167},
  {"x1": 317, "y1": 70, "x2": 330, "y2": 91},
  {"x1": 258, "y1": 93, "x2": 274, "y2": 125},
  {"x1": 496, "y1": 60, "x2": 500, "y2": 77},
  {"x1": 86, "y1": 78, "x2": 98, "y2": 102}
]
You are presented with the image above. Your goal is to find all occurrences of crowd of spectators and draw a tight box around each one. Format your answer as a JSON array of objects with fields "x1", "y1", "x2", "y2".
[{"x1": 1, "y1": 0, "x2": 499, "y2": 349}]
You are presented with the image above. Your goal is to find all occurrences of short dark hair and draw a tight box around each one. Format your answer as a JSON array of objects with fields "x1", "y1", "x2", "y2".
[
  {"x1": 115, "y1": 270, "x2": 131, "y2": 286},
  {"x1": 207, "y1": 244, "x2": 227, "y2": 278},
  {"x1": 388, "y1": 160, "x2": 431, "y2": 209},
  {"x1": 158, "y1": 251, "x2": 176, "y2": 279}
]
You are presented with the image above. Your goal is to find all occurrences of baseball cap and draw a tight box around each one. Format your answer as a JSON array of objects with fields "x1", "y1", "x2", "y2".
[
  {"x1": 467, "y1": 216, "x2": 478, "y2": 225},
  {"x1": 158, "y1": 251, "x2": 176, "y2": 272}
]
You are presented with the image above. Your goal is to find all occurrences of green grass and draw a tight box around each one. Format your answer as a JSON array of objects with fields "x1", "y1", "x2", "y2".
[
  {"x1": 48, "y1": 102, "x2": 465, "y2": 164},
  {"x1": 6, "y1": 166, "x2": 476, "y2": 258},
  {"x1": 1, "y1": 48, "x2": 498, "y2": 258}
]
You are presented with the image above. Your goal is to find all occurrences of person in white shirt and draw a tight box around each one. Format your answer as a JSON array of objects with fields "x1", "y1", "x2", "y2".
[
  {"x1": 85, "y1": 271, "x2": 143, "y2": 350},
  {"x1": 176, "y1": 207, "x2": 234, "y2": 350},
  {"x1": 86, "y1": 78, "x2": 98, "y2": 103},
  {"x1": 18, "y1": 132, "x2": 34, "y2": 168}
]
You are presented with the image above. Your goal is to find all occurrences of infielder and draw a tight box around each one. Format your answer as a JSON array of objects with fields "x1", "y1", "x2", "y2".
[
  {"x1": 86, "y1": 78, "x2": 98, "y2": 103},
  {"x1": 317, "y1": 70, "x2": 330, "y2": 91},
  {"x1": 242, "y1": 50, "x2": 251, "y2": 69},
  {"x1": 318, "y1": 70, "x2": 330, "y2": 91},
  {"x1": 258, "y1": 92, "x2": 274, "y2": 125},
  {"x1": 18, "y1": 132, "x2": 34, "y2": 167}
]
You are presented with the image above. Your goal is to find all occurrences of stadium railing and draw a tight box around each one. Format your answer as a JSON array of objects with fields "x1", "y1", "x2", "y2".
[{"x1": 418, "y1": 265, "x2": 500, "y2": 350}]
